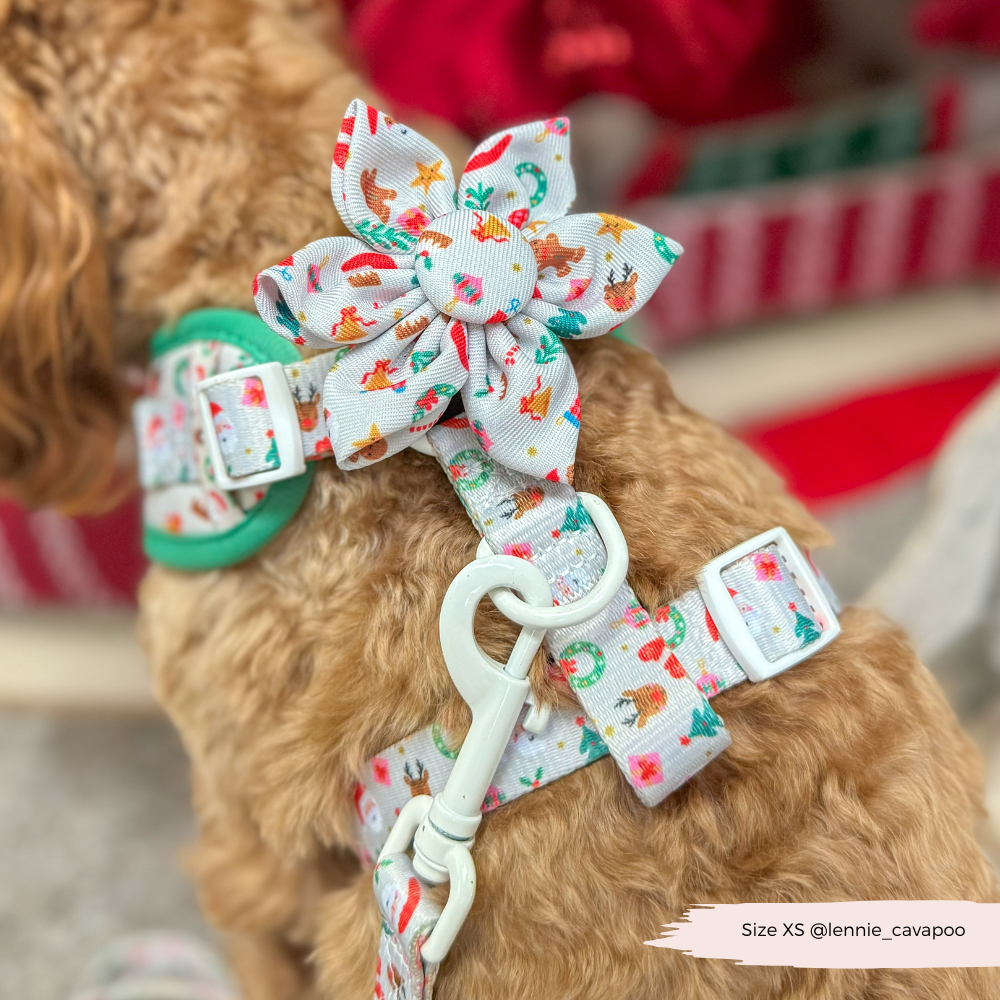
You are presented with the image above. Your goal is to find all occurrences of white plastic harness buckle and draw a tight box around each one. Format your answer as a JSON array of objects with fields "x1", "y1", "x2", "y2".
[
  {"x1": 196, "y1": 362, "x2": 306, "y2": 491},
  {"x1": 696, "y1": 526, "x2": 840, "y2": 682}
]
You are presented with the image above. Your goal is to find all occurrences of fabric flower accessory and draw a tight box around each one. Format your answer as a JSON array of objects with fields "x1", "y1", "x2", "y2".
[{"x1": 253, "y1": 100, "x2": 682, "y2": 483}]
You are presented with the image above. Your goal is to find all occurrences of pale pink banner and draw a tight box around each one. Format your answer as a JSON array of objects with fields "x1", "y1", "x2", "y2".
[{"x1": 646, "y1": 901, "x2": 1000, "y2": 968}]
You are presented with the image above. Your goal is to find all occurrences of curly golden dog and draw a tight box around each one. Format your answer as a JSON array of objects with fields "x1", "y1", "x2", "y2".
[{"x1": 2, "y1": 3, "x2": 998, "y2": 998}]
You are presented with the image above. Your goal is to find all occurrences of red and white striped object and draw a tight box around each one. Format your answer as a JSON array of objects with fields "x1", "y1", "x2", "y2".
[
  {"x1": 633, "y1": 144, "x2": 1000, "y2": 346},
  {"x1": 0, "y1": 496, "x2": 146, "y2": 606}
]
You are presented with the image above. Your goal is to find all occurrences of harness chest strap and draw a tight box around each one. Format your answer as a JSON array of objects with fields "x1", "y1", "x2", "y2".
[
  {"x1": 365, "y1": 430, "x2": 839, "y2": 1000},
  {"x1": 136, "y1": 333, "x2": 841, "y2": 1000},
  {"x1": 354, "y1": 416, "x2": 840, "y2": 861},
  {"x1": 136, "y1": 333, "x2": 839, "y2": 828}
]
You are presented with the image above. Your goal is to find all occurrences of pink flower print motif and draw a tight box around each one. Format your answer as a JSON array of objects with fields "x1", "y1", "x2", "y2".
[
  {"x1": 753, "y1": 551, "x2": 782, "y2": 582},
  {"x1": 241, "y1": 376, "x2": 268, "y2": 408},
  {"x1": 372, "y1": 757, "x2": 391, "y2": 786},
  {"x1": 395, "y1": 207, "x2": 429, "y2": 235},
  {"x1": 628, "y1": 752, "x2": 663, "y2": 788},
  {"x1": 565, "y1": 277, "x2": 591, "y2": 301},
  {"x1": 502, "y1": 541, "x2": 533, "y2": 559}
]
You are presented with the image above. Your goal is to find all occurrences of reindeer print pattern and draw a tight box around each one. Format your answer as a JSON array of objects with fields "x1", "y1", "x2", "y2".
[
  {"x1": 292, "y1": 383, "x2": 321, "y2": 432},
  {"x1": 604, "y1": 264, "x2": 639, "y2": 313},
  {"x1": 498, "y1": 486, "x2": 545, "y2": 520},
  {"x1": 402, "y1": 760, "x2": 431, "y2": 798},
  {"x1": 252, "y1": 98, "x2": 682, "y2": 489},
  {"x1": 616, "y1": 683, "x2": 668, "y2": 728}
]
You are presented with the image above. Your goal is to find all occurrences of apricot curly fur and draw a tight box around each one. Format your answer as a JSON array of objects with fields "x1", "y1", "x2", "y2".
[
  {"x1": 139, "y1": 341, "x2": 1000, "y2": 1000},
  {"x1": 3, "y1": 4, "x2": 999, "y2": 997}
]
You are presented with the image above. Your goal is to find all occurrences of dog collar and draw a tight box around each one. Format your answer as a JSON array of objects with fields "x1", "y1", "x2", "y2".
[{"x1": 134, "y1": 309, "x2": 340, "y2": 570}]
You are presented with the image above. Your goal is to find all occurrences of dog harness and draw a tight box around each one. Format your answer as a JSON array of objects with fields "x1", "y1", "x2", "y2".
[{"x1": 135, "y1": 102, "x2": 841, "y2": 1000}]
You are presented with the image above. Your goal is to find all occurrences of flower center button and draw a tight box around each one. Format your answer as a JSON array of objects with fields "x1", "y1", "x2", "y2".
[{"x1": 414, "y1": 210, "x2": 538, "y2": 324}]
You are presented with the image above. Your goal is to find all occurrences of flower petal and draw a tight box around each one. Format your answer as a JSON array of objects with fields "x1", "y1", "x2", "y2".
[
  {"x1": 254, "y1": 237, "x2": 426, "y2": 349},
  {"x1": 462, "y1": 316, "x2": 579, "y2": 484},
  {"x1": 458, "y1": 118, "x2": 574, "y2": 232},
  {"x1": 323, "y1": 307, "x2": 470, "y2": 469},
  {"x1": 331, "y1": 100, "x2": 457, "y2": 256},
  {"x1": 521, "y1": 214, "x2": 682, "y2": 339}
]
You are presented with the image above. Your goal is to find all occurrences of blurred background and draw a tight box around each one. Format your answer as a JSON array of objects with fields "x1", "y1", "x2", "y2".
[{"x1": 7, "y1": 0, "x2": 1000, "y2": 995}]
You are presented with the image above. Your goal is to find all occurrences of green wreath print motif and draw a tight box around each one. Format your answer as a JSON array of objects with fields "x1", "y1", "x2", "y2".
[
  {"x1": 447, "y1": 448, "x2": 493, "y2": 492},
  {"x1": 558, "y1": 641, "x2": 606, "y2": 689},
  {"x1": 431, "y1": 721, "x2": 461, "y2": 760}
]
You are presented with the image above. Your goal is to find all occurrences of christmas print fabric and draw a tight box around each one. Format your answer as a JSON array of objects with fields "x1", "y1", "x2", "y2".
[
  {"x1": 134, "y1": 346, "x2": 336, "y2": 537},
  {"x1": 425, "y1": 417, "x2": 733, "y2": 808},
  {"x1": 373, "y1": 853, "x2": 442, "y2": 1000},
  {"x1": 253, "y1": 100, "x2": 681, "y2": 483},
  {"x1": 354, "y1": 705, "x2": 610, "y2": 864}
]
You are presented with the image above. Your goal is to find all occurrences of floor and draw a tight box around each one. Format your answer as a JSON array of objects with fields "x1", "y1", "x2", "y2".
[{"x1": 0, "y1": 713, "x2": 208, "y2": 1000}]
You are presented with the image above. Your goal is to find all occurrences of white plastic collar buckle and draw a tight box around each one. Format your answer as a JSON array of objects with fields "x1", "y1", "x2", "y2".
[
  {"x1": 696, "y1": 526, "x2": 840, "y2": 683},
  {"x1": 195, "y1": 362, "x2": 306, "y2": 491}
]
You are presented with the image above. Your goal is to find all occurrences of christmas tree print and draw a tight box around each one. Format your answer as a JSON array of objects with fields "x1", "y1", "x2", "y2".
[
  {"x1": 688, "y1": 703, "x2": 723, "y2": 740},
  {"x1": 559, "y1": 497, "x2": 592, "y2": 534},
  {"x1": 545, "y1": 308, "x2": 588, "y2": 336},
  {"x1": 579, "y1": 723, "x2": 608, "y2": 762},
  {"x1": 262, "y1": 431, "x2": 279, "y2": 469},
  {"x1": 793, "y1": 605, "x2": 822, "y2": 646}
]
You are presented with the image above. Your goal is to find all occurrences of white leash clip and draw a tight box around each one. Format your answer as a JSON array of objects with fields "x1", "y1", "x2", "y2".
[{"x1": 377, "y1": 492, "x2": 628, "y2": 964}]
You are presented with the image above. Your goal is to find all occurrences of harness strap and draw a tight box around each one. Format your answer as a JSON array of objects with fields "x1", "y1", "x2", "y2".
[
  {"x1": 136, "y1": 350, "x2": 338, "y2": 491},
  {"x1": 427, "y1": 416, "x2": 733, "y2": 803},
  {"x1": 354, "y1": 416, "x2": 839, "y2": 868}
]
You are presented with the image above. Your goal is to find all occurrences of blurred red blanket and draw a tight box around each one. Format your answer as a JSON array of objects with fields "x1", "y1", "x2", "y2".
[{"x1": 342, "y1": 0, "x2": 819, "y2": 137}]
